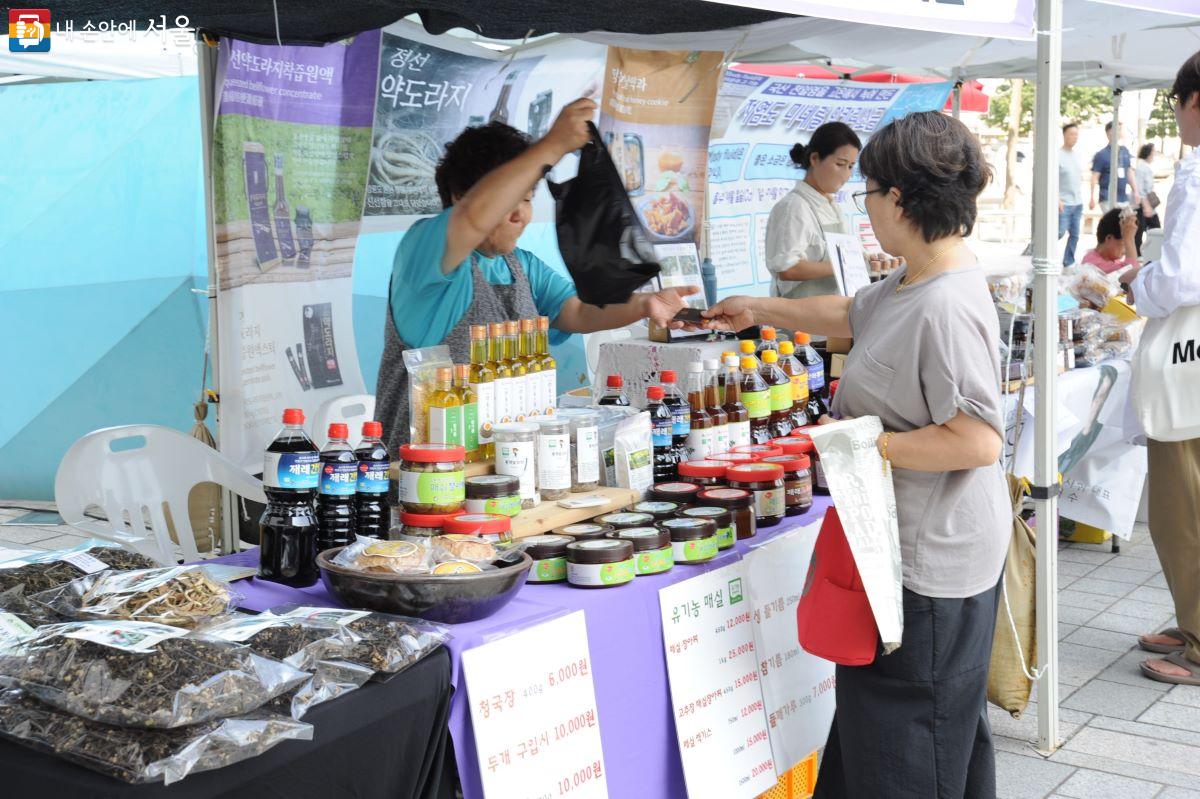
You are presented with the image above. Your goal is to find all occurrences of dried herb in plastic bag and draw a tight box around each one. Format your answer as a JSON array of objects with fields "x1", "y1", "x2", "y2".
[
  {"x1": 267, "y1": 606, "x2": 449, "y2": 675},
  {"x1": 198, "y1": 614, "x2": 358, "y2": 670},
  {"x1": 33, "y1": 566, "x2": 238, "y2": 629},
  {"x1": 265, "y1": 659, "x2": 374, "y2": 720},
  {"x1": 0, "y1": 544, "x2": 159, "y2": 595}
]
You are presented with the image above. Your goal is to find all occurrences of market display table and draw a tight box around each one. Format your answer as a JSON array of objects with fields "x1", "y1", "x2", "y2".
[
  {"x1": 0, "y1": 647, "x2": 456, "y2": 799},
  {"x1": 210, "y1": 498, "x2": 833, "y2": 799}
]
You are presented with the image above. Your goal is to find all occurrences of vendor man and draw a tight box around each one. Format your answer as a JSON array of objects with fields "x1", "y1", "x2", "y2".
[{"x1": 376, "y1": 98, "x2": 695, "y2": 453}]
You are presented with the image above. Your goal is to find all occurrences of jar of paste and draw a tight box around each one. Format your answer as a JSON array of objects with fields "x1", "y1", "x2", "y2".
[
  {"x1": 761, "y1": 454, "x2": 812, "y2": 517},
  {"x1": 681, "y1": 506, "x2": 735, "y2": 550},
  {"x1": 465, "y1": 474, "x2": 521, "y2": 517},
  {"x1": 594, "y1": 511, "x2": 655, "y2": 530},
  {"x1": 790, "y1": 429, "x2": 827, "y2": 496},
  {"x1": 398, "y1": 443, "x2": 466, "y2": 515},
  {"x1": 399, "y1": 511, "x2": 456, "y2": 538},
  {"x1": 610, "y1": 526, "x2": 673, "y2": 576},
  {"x1": 647, "y1": 481, "x2": 702, "y2": 505},
  {"x1": 708, "y1": 452, "x2": 756, "y2": 468},
  {"x1": 566, "y1": 539, "x2": 636, "y2": 588},
  {"x1": 442, "y1": 512, "x2": 513, "y2": 543},
  {"x1": 695, "y1": 487, "x2": 756, "y2": 540},
  {"x1": 677, "y1": 460, "x2": 729, "y2": 489},
  {"x1": 769, "y1": 437, "x2": 810, "y2": 456},
  {"x1": 631, "y1": 500, "x2": 683, "y2": 522},
  {"x1": 731, "y1": 444, "x2": 784, "y2": 461},
  {"x1": 726, "y1": 463, "x2": 786, "y2": 528},
  {"x1": 661, "y1": 517, "x2": 718, "y2": 564},
  {"x1": 554, "y1": 522, "x2": 615, "y2": 541},
  {"x1": 523, "y1": 534, "x2": 572, "y2": 583}
]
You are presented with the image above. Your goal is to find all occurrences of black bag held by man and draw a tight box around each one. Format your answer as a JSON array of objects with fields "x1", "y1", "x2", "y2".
[{"x1": 548, "y1": 122, "x2": 660, "y2": 306}]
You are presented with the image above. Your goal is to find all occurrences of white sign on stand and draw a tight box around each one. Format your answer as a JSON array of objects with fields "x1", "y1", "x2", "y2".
[
  {"x1": 659, "y1": 562, "x2": 778, "y2": 799},
  {"x1": 825, "y1": 232, "x2": 872, "y2": 298},
  {"x1": 745, "y1": 525, "x2": 837, "y2": 770},
  {"x1": 462, "y1": 611, "x2": 609, "y2": 799}
]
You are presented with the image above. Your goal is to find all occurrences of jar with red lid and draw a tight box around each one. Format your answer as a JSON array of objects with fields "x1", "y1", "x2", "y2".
[
  {"x1": 443, "y1": 512, "x2": 513, "y2": 543},
  {"x1": 399, "y1": 511, "x2": 456, "y2": 538},
  {"x1": 677, "y1": 460, "x2": 729, "y2": 488},
  {"x1": 731, "y1": 444, "x2": 784, "y2": 460},
  {"x1": 398, "y1": 443, "x2": 466, "y2": 515},
  {"x1": 760, "y1": 454, "x2": 812, "y2": 516},
  {"x1": 648, "y1": 481, "x2": 702, "y2": 505},
  {"x1": 708, "y1": 452, "x2": 755, "y2": 467},
  {"x1": 768, "y1": 437, "x2": 809, "y2": 456},
  {"x1": 789, "y1": 429, "x2": 827, "y2": 496},
  {"x1": 694, "y1": 487, "x2": 756, "y2": 540},
  {"x1": 725, "y1": 463, "x2": 786, "y2": 528}
]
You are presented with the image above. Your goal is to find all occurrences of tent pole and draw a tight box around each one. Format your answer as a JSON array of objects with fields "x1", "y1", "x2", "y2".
[
  {"x1": 1032, "y1": 0, "x2": 1063, "y2": 755},
  {"x1": 951, "y1": 69, "x2": 962, "y2": 119},
  {"x1": 1108, "y1": 79, "x2": 1123, "y2": 210}
]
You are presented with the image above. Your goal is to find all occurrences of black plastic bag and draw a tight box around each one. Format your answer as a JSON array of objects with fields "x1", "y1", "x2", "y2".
[{"x1": 548, "y1": 123, "x2": 660, "y2": 306}]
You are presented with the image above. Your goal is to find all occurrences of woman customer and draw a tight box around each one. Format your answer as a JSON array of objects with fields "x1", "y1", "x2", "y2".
[
  {"x1": 703, "y1": 111, "x2": 1008, "y2": 797},
  {"x1": 1134, "y1": 143, "x2": 1162, "y2": 254},
  {"x1": 1122, "y1": 51, "x2": 1200, "y2": 686}
]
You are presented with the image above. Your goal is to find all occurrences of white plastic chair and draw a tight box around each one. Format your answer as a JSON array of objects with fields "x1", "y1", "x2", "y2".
[
  {"x1": 584, "y1": 324, "x2": 638, "y2": 387},
  {"x1": 310, "y1": 394, "x2": 376, "y2": 449},
  {"x1": 54, "y1": 425, "x2": 266, "y2": 565}
]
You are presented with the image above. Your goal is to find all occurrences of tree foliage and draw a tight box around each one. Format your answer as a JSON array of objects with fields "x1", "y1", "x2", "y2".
[
  {"x1": 1147, "y1": 88, "x2": 1179, "y2": 141},
  {"x1": 984, "y1": 80, "x2": 1115, "y2": 136}
]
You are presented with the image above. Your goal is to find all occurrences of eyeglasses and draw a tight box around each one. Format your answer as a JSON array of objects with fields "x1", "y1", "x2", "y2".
[{"x1": 852, "y1": 188, "x2": 887, "y2": 214}]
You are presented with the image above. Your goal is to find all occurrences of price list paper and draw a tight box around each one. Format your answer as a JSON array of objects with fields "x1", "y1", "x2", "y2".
[
  {"x1": 462, "y1": 611, "x2": 609, "y2": 799},
  {"x1": 659, "y1": 562, "x2": 777, "y2": 799},
  {"x1": 745, "y1": 525, "x2": 836, "y2": 770}
]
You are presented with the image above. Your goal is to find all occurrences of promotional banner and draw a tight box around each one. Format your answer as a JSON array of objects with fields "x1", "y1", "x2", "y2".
[
  {"x1": 1086, "y1": 0, "x2": 1200, "y2": 17},
  {"x1": 214, "y1": 34, "x2": 378, "y2": 470},
  {"x1": 698, "y1": 0, "x2": 1035, "y2": 39},
  {"x1": 706, "y1": 72, "x2": 952, "y2": 294}
]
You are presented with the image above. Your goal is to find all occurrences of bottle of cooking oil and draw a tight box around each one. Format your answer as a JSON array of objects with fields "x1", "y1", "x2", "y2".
[
  {"x1": 490, "y1": 322, "x2": 513, "y2": 425},
  {"x1": 504, "y1": 320, "x2": 528, "y2": 422},
  {"x1": 455, "y1": 363, "x2": 479, "y2": 462},
  {"x1": 537, "y1": 316, "x2": 557, "y2": 416},
  {"x1": 426, "y1": 366, "x2": 462, "y2": 446},
  {"x1": 519, "y1": 318, "x2": 542, "y2": 419},
  {"x1": 469, "y1": 325, "x2": 495, "y2": 461}
]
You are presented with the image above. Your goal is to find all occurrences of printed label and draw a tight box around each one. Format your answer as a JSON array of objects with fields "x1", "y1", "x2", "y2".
[
  {"x1": 276, "y1": 607, "x2": 372, "y2": 625},
  {"x1": 320, "y1": 460, "x2": 359, "y2": 496},
  {"x1": 463, "y1": 401, "x2": 479, "y2": 453},
  {"x1": 0, "y1": 612, "x2": 35, "y2": 646},
  {"x1": 512, "y1": 374, "x2": 528, "y2": 422},
  {"x1": 357, "y1": 461, "x2": 390, "y2": 493},
  {"x1": 672, "y1": 537, "x2": 718, "y2": 563},
  {"x1": 537, "y1": 433, "x2": 571, "y2": 490},
  {"x1": 575, "y1": 425, "x2": 600, "y2": 484},
  {"x1": 494, "y1": 376, "x2": 513, "y2": 424},
  {"x1": 807, "y1": 362, "x2": 825, "y2": 393},
  {"x1": 264, "y1": 451, "x2": 319, "y2": 489},
  {"x1": 769, "y1": 383, "x2": 791, "y2": 413},
  {"x1": 475, "y1": 381, "x2": 496, "y2": 443},
  {"x1": 204, "y1": 616, "x2": 290, "y2": 643},
  {"x1": 399, "y1": 469, "x2": 465, "y2": 506},
  {"x1": 715, "y1": 525, "x2": 735, "y2": 549},
  {"x1": 711, "y1": 424, "x2": 730, "y2": 456},
  {"x1": 59, "y1": 551, "x2": 109, "y2": 575},
  {"x1": 61, "y1": 621, "x2": 187, "y2": 653},
  {"x1": 603, "y1": 446, "x2": 617, "y2": 488},
  {"x1": 743, "y1": 390, "x2": 769, "y2": 420},
  {"x1": 786, "y1": 479, "x2": 813, "y2": 508},
  {"x1": 429, "y1": 406, "x2": 463, "y2": 447},
  {"x1": 541, "y1": 369, "x2": 558, "y2": 415},
  {"x1": 568, "y1": 559, "x2": 636, "y2": 586},
  {"x1": 465, "y1": 495, "x2": 522, "y2": 517},
  {"x1": 753, "y1": 488, "x2": 786, "y2": 519},
  {"x1": 497, "y1": 440, "x2": 537, "y2": 501},
  {"x1": 687, "y1": 429, "x2": 710, "y2": 460},
  {"x1": 635, "y1": 547, "x2": 674, "y2": 575},
  {"x1": 789, "y1": 373, "x2": 809, "y2": 403},
  {"x1": 530, "y1": 557, "x2": 569, "y2": 582},
  {"x1": 651, "y1": 415, "x2": 673, "y2": 448},
  {"x1": 729, "y1": 420, "x2": 752, "y2": 449},
  {"x1": 670, "y1": 404, "x2": 691, "y2": 437}
]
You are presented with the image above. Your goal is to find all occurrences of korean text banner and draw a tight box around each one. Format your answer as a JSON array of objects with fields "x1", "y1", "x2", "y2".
[
  {"x1": 213, "y1": 33, "x2": 377, "y2": 470},
  {"x1": 707, "y1": 72, "x2": 951, "y2": 293},
  {"x1": 699, "y1": 0, "x2": 1034, "y2": 39}
]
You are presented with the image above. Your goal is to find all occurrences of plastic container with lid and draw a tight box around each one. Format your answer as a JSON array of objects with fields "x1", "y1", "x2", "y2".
[
  {"x1": 647, "y1": 481, "x2": 702, "y2": 505},
  {"x1": 677, "y1": 460, "x2": 729, "y2": 488},
  {"x1": 731, "y1": 444, "x2": 784, "y2": 461},
  {"x1": 535, "y1": 417, "x2": 572, "y2": 500},
  {"x1": 560, "y1": 409, "x2": 600, "y2": 493},
  {"x1": 661, "y1": 518, "x2": 718, "y2": 564},
  {"x1": 555, "y1": 522, "x2": 614, "y2": 540},
  {"x1": 399, "y1": 511, "x2": 455, "y2": 538},
  {"x1": 790, "y1": 428, "x2": 827, "y2": 496},
  {"x1": 443, "y1": 512, "x2": 513, "y2": 543},
  {"x1": 631, "y1": 500, "x2": 683, "y2": 522},
  {"x1": 708, "y1": 452, "x2": 756, "y2": 467},
  {"x1": 397, "y1": 443, "x2": 466, "y2": 515},
  {"x1": 523, "y1": 534, "x2": 573, "y2": 583},
  {"x1": 725, "y1": 463, "x2": 786, "y2": 528},
  {"x1": 494, "y1": 422, "x2": 540, "y2": 508},
  {"x1": 567, "y1": 539, "x2": 636, "y2": 588},
  {"x1": 594, "y1": 511, "x2": 655, "y2": 530},
  {"x1": 768, "y1": 437, "x2": 810, "y2": 456},
  {"x1": 695, "y1": 487, "x2": 756, "y2": 540},
  {"x1": 760, "y1": 454, "x2": 813, "y2": 517},
  {"x1": 681, "y1": 506, "x2": 735, "y2": 550},
  {"x1": 465, "y1": 474, "x2": 521, "y2": 517},
  {"x1": 610, "y1": 527, "x2": 673, "y2": 575}
]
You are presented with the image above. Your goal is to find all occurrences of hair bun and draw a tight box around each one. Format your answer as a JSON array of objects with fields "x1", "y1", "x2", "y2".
[{"x1": 789, "y1": 143, "x2": 807, "y2": 167}]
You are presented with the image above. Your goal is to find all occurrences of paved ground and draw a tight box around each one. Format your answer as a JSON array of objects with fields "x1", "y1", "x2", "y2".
[{"x1": 1, "y1": 500, "x2": 1198, "y2": 797}]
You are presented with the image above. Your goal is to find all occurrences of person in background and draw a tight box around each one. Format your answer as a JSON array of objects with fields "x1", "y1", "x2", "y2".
[
  {"x1": 1135, "y1": 142, "x2": 1162, "y2": 253},
  {"x1": 375, "y1": 98, "x2": 696, "y2": 455},
  {"x1": 1091, "y1": 120, "x2": 1140, "y2": 212},
  {"x1": 703, "y1": 111, "x2": 1007, "y2": 797},
  {"x1": 1059, "y1": 122, "x2": 1085, "y2": 267},
  {"x1": 1081, "y1": 208, "x2": 1139, "y2": 276},
  {"x1": 1121, "y1": 50, "x2": 1200, "y2": 687},
  {"x1": 764, "y1": 122, "x2": 898, "y2": 300}
]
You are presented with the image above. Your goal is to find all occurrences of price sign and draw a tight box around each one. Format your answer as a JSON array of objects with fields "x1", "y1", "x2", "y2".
[
  {"x1": 462, "y1": 611, "x2": 609, "y2": 799},
  {"x1": 659, "y1": 562, "x2": 777, "y2": 799}
]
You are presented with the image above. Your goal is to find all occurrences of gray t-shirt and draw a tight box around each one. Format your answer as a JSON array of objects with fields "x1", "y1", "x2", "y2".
[
  {"x1": 1060, "y1": 147, "x2": 1084, "y2": 206},
  {"x1": 831, "y1": 266, "x2": 1009, "y2": 598}
]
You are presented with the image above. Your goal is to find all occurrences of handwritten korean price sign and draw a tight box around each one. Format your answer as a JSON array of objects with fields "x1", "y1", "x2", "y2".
[
  {"x1": 462, "y1": 611, "x2": 609, "y2": 799},
  {"x1": 659, "y1": 562, "x2": 777, "y2": 799}
]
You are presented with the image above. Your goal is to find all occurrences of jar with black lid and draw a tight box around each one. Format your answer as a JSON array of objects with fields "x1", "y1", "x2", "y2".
[
  {"x1": 726, "y1": 463, "x2": 786, "y2": 528},
  {"x1": 464, "y1": 474, "x2": 521, "y2": 517},
  {"x1": 760, "y1": 454, "x2": 812, "y2": 516},
  {"x1": 610, "y1": 526, "x2": 673, "y2": 575},
  {"x1": 555, "y1": 522, "x2": 615, "y2": 540},
  {"x1": 595, "y1": 511, "x2": 656, "y2": 530},
  {"x1": 661, "y1": 517, "x2": 718, "y2": 564},
  {"x1": 681, "y1": 506, "x2": 735, "y2": 550},
  {"x1": 647, "y1": 481, "x2": 702, "y2": 504},
  {"x1": 524, "y1": 534, "x2": 572, "y2": 583},
  {"x1": 566, "y1": 539, "x2": 636, "y2": 588}
]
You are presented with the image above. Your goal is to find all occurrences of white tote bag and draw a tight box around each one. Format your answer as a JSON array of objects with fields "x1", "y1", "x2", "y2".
[{"x1": 1132, "y1": 307, "x2": 1200, "y2": 441}]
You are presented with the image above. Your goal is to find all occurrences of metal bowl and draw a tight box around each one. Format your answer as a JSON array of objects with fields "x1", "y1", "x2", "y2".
[{"x1": 317, "y1": 547, "x2": 532, "y2": 624}]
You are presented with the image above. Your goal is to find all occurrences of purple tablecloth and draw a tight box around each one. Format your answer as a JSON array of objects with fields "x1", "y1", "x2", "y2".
[{"x1": 213, "y1": 498, "x2": 832, "y2": 799}]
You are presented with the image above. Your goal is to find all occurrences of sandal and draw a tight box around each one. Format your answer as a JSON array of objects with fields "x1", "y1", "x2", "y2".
[
  {"x1": 1140, "y1": 652, "x2": 1200, "y2": 686},
  {"x1": 1138, "y1": 628, "x2": 1187, "y2": 654}
]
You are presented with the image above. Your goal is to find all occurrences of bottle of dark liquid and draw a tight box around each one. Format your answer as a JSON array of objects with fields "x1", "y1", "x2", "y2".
[
  {"x1": 273, "y1": 154, "x2": 296, "y2": 261},
  {"x1": 740, "y1": 356, "x2": 772, "y2": 444},
  {"x1": 659, "y1": 370, "x2": 691, "y2": 466},
  {"x1": 489, "y1": 71, "x2": 517, "y2": 124},
  {"x1": 685, "y1": 362, "x2": 713, "y2": 459},
  {"x1": 317, "y1": 423, "x2": 357, "y2": 551},
  {"x1": 597, "y1": 374, "x2": 631, "y2": 406},
  {"x1": 722, "y1": 355, "x2": 750, "y2": 448},
  {"x1": 760, "y1": 350, "x2": 794, "y2": 439},
  {"x1": 795, "y1": 332, "x2": 829, "y2": 421},
  {"x1": 259, "y1": 408, "x2": 320, "y2": 587},
  {"x1": 704, "y1": 358, "x2": 729, "y2": 455},
  {"x1": 778, "y1": 341, "x2": 810, "y2": 430},
  {"x1": 355, "y1": 421, "x2": 391, "y2": 540},
  {"x1": 647, "y1": 386, "x2": 677, "y2": 481},
  {"x1": 756, "y1": 325, "x2": 779, "y2": 358}
]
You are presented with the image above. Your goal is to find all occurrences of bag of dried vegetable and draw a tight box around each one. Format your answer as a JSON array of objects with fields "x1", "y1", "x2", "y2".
[
  {"x1": 0, "y1": 621, "x2": 309, "y2": 728},
  {"x1": 0, "y1": 585, "x2": 59, "y2": 630},
  {"x1": 31, "y1": 565, "x2": 239, "y2": 629},
  {"x1": 0, "y1": 540, "x2": 160, "y2": 595},
  {"x1": 266, "y1": 659, "x2": 374, "y2": 720},
  {"x1": 0, "y1": 688, "x2": 312, "y2": 785},
  {"x1": 267, "y1": 605, "x2": 450, "y2": 675}
]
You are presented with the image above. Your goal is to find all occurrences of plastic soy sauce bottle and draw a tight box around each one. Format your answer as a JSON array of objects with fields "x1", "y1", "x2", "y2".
[
  {"x1": 259, "y1": 408, "x2": 320, "y2": 587},
  {"x1": 778, "y1": 341, "x2": 810, "y2": 430},
  {"x1": 317, "y1": 423, "x2": 358, "y2": 552},
  {"x1": 598, "y1": 374, "x2": 631, "y2": 406},
  {"x1": 722, "y1": 354, "x2": 751, "y2": 449},
  {"x1": 354, "y1": 421, "x2": 391, "y2": 540},
  {"x1": 740, "y1": 355, "x2": 772, "y2": 444},
  {"x1": 704, "y1": 358, "x2": 730, "y2": 456},
  {"x1": 794, "y1": 332, "x2": 829, "y2": 421},
  {"x1": 647, "y1": 386, "x2": 678, "y2": 481},
  {"x1": 686, "y1": 361, "x2": 713, "y2": 459},
  {"x1": 659, "y1": 370, "x2": 691, "y2": 465},
  {"x1": 760, "y1": 350, "x2": 794, "y2": 439}
]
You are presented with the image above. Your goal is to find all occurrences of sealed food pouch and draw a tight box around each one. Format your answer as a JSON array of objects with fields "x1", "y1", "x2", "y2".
[
  {"x1": 267, "y1": 604, "x2": 450, "y2": 675},
  {"x1": 332, "y1": 536, "x2": 432, "y2": 575},
  {"x1": 0, "y1": 540, "x2": 160, "y2": 595},
  {"x1": 197, "y1": 612, "x2": 359, "y2": 670},
  {"x1": 265, "y1": 658, "x2": 375, "y2": 720}
]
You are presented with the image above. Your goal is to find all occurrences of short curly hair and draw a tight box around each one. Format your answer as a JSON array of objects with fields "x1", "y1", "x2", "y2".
[
  {"x1": 1095, "y1": 208, "x2": 1122, "y2": 244},
  {"x1": 435, "y1": 122, "x2": 532, "y2": 209},
  {"x1": 858, "y1": 111, "x2": 992, "y2": 243}
]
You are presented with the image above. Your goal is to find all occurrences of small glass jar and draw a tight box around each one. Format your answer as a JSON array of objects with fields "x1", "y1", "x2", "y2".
[
  {"x1": 465, "y1": 475, "x2": 521, "y2": 517},
  {"x1": 731, "y1": 444, "x2": 784, "y2": 461},
  {"x1": 555, "y1": 522, "x2": 615, "y2": 540},
  {"x1": 726, "y1": 463, "x2": 786, "y2": 528},
  {"x1": 442, "y1": 512, "x2": 513, "y2": 543},
  {"x1": 567, "y1": 539, "x2": 636, "y2": 588},
  {"x1": 790, "y1": 429, "x2": 827, "y2": 496},
  {"x1": 494, "y1": 422, "x2": 540, "y2": 508},
  {"x1": 399, "y1": 511, "x2": 455, "y2": 538},
  {"x1": 761, "y1": 454, "x2": 812, "y2": 517},
  {"x1": 677, "y1": 460, "x2": 729, "y2": 489},
  {"x1": 681, "y1": 506, "x2": 735, "y2": 550},
  {"x1": 648, "y1": 481, "x2": 702, "y2": 505},
  {"x1": 631, "y1": 500, "x2": 682, "y2": 522},
  {"x1": 661, "y1": 518, "x2": 718, "y2": 564},
  {"x1": 610, "y1": 526, "x2": 673, "y2": 575},
  {"x1": 398, "y1": 443, "x2": 466, "y2": 515},
  {"x1": 536, "y1": 417, "x2": 572, "y2": 500},
  {"x1": 595, "y1": 511, "x2": 655, "y2": 530},
  {"x1": 695, "y1": 487, "x2": 756, "y2": 540},
  {"x1": 524, "y1": 534, "x2": 572, "y2": 583},
  {"x1": 562, "y1": 409, "x2": 601, "y2": 493}
]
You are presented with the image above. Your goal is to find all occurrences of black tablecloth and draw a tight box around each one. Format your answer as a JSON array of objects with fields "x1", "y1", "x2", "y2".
[{"x1": 0, "y1": 647, "x2": 457, "y2": 799}]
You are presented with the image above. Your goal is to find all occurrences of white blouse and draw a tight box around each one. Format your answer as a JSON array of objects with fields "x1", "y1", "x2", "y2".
[
  {"x1": 764, "y1": 179, "x2": 848, "y2": 299},
  {"x1": 1131, "y1": 151, "x2": 1200, "y2": 319}
]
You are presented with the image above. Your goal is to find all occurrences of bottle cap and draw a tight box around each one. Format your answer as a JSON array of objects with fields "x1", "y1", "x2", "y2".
[
  {"x1": 740, "y1": 356, "x2": 757, "y2": 370},
  {"x1": 660, "y1": 370, "x2": 678, "y2": 383},
  {"x1": 538, "y1": 316, "x2": 550, "y2": 331},
  {"x1": 504, "y1": 320, "x2": 519, "y2": 334},
  {"x1": 647, "y1": 386, "x2": 665, "y2": 400},
  {"x1": 469, "y1": 324, "x2": 487, "y2": 340},
  {"x1": 724, "y1": 355, "x2": 740, "y2": 368},
  {"x1": 362, "y1": 421, "x2": 383, "y2": 438},
  {"x1": 704, "y1": 358, "x2": 720, "y2": 370},
  {"x1": 456, "y1": 363, "x2": 471, "y2": 379},
  {"x1": 739, "y1": 340, "x2": 756, "y2": 354},
  {"x1": 607, "y1": 375, "x2": 624, "y2": 388},
  {"x1": 761, "y1": 326, "x2": 776, "y2": 340},
  {"x1": 489, "y1": 322, "x2": 505, "y2": 336},
  {"x1": 687, "y1": 362, "x2": 704, "y2": 373},
  {"x1": 762, "y1": 350, "x2": 779, "y2": 364},
  {"x1": 327, "y1": 423, "x2": 349, "y2": 439},
  {"x1": 721, "y1": 351, "x2": 735, "y2": 360},
  {"x1": 794, "y1": 331, "x2": 812, "y2": 345},
  {"x1": 779, "y1": 341, "x2": 795, "y2": 355},
  {"x1": 520, "y1": 318, "x2": 536, "y2": 331},
  {"x1": 436, "y1": 366, "x2": 453, "y2": 382},
  {"x1": 282, "y1": 408, "x2": 304, "y2": 425}
]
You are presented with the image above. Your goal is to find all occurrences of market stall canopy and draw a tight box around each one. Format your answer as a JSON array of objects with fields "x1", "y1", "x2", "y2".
[{"x1": 732, "y1": 63, "x2": 990, "y2": 113}]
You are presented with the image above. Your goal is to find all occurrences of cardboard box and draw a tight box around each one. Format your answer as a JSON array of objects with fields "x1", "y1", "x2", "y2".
[
  {"x1": 826, "y1": 337, "x2": 853, "y2": 354},
  {"x1": 830, "y1": 353, "x2": 846, "y2": 378}
]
